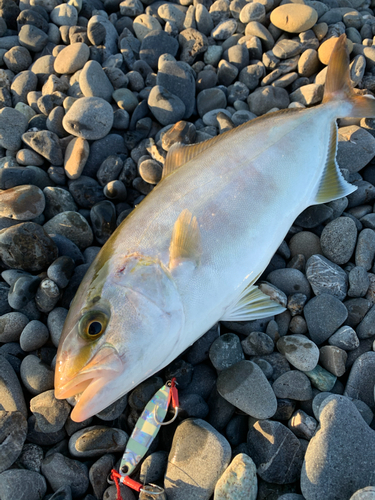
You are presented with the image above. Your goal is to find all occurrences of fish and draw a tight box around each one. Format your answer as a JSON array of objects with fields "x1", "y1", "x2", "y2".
[{"x1": 55, "y1": 34, "x2": 375, "y2": 422}]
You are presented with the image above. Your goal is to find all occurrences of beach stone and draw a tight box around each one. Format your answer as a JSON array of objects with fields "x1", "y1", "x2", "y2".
[
  {"x1": 35, "y1": 277, "x2": 60, "y2": 313},
  {"x1": 164, "y1": 419, "x2": 231, "y2": 500},
  {"x1": 139, "y1": 159, "x2": 162, "y2": 185},
  {"x1": 217, "y1": 360, "x2": 277, "y2": 419},
  {"x1": 18, "y1": 24, "x2": 48, "y2": 53},
  {"x1": 344, "y1": 298, "x2": 372, "y2": 330},
  {"x1": 0, "y1": 107, "x2": 28, "y2": 151},
  {"x1": 0, "y1": 222, "x2": 58, "y2": 272},
  {"x1": 272, "y1": 371, "x2": 313, "y2": 401},
  {"x1": 214, "y1": 453, "x2": 257, "y2": 500},
  {"x1": 320, "y1": 217, "x2": 357, "y2": 265},
  {"x1": 288, "y1": 409, "x2": 317, "y2": 440},
  {"x1": 47, "y1": 307, "x2": 68, "y2": 348},
  {"x1": 30, "y1": 390, "x2": 70, "y2": 433},
  {"x1": 247, "y1": 85, "x2": 289, "y2": 115},
  {"x1": 11, "y1": 71, "x2": 38, "y2": 106},
  {"x1": 0, "y1": 411, "x2": 27, "y2": 473},
  {"x1": 273, "y1": 40, "x2": 302, "y2": 60},
  {"x1": 3, "y1": 47, "x2": 32, "y2": 73},
  {"x1": 112, "y1": 88, "x2": 138, "y2": 113},
  {"x1": 247, "y1": 419, "x2": 304, "y2": 484},
  {"x1": 301, "y1": 395, "x2": 375, "y2": 500},
  {"x1": 69, "y1": 177, "x2": 106, "y2": 209},
  {"x1": 41, "y1": 453, "x2": 89, "y2": 497},
  {"x1": 139, "y1": 451, "x2": 168, "y2": 484},
  {"x1": 304, "y1": 364, "x2": 337, "y2": 392},
  {"x1": 69, "y1": 426, "x2": 129, "y2": 458},
  {"x1": 337, "y1": 126, "x2": 375, "y2": 173},
  {"x1": 20, "y1": 354, "x2": 54, "y2": 396},
  {"x1": 290, "y1": 83, "x2": 323, "y2": 106},
  {"x1": 348, "y1": 266, "x2": 369, "y2": 298},
  {"x1": 356, "y1": 304, "x2": 375, "y2": 339},
  {"x1": 157, "y1": 60, "x2": 195, "y2": 119},
  {"x1": 355, "y1": 229, "x2": 375, "y2": 270},
  {"x1": 179, "y1": 28, "x2": 208, "y2": 65},
  {"x1": 54, "y1": 43, "x2": 89, "y2": 74},
  {"x1": 0, "y1": 185, "x2": 45, "y2": 221},
  {"x1": 22, "y1": 130, "x2": 63, "y2": 165},
  {"x1": 0, "y1": 354, "x2": 27, "y2": 416},
  {"x1": 298, "y1": 49, "x2": 320, "y2": 78},
  {"x1": 148, "y1": 85, "x2": 185, "y2": 126},
  {"x1": 43, "y1": 187, "x2": 77, "y2": 221},
  {"x1": 0, "y1": 470, "x2": 47, "y2": 500},
  {"x1": 350, "y1": 487, "x2": 375, "y2": 500},
  {"x1": 245, "y1": 21, "x2": 274, "y2": 51},
  {"x1": 241, "y1": 331, "x2": 274, "y2": 356},
  {"x1": 319, "y1": 345, "x2": 347, "y2": 377},
  {"x1": 19, "y1": 320, "x2": 49, "y2": 351},
  {"x1": 318, "y1": 37, "x2": 353, "y2": 65},
  {"x1": 15, "y1": 443, "x2": 44, "y2": 473},
  {"x1": 79, "y1": 61, "x2": 114, "y2": 102},
  {"x1": 212, "y1": 19, "x2": 238, "y2": 40},
  {"x1": 47, "y1": 256, "x2": 75, "y2": 289},
  {"x1": 306, "y1": 254, "x2": 348, "y2": 300},
  {"x1": 140, "y1": 31, "x2": 178, "y2": 70},
  {"x1": 0, "y1": 312, "x2": 29, "y2": 343},
  {"x1": 345, "y1": 351, "x2": 375, "y2": 411},
  {"x1": 90, "y1": 201, "x2": 116, "y2": 245},
  {"x1": 89, "y1": 454, "x2": 116, "y2": 500},
  {"x1": 16, "y1": 149, "x2": 44, "y2": 167},
  {"x1": 64, "y1": 137, "x2": 89, "y2": 180},
  {"x1": 209, "y1": 333, "x2": 244, "y2": 371},
  {"x1": 50, "y1": 3, "x2": 78, "y2": 26},
  {"x1": 197, "y1": 88, "x2": 227, "y2": 117},
  {"x1": 295, "y1": 204, "x2": 333, "y2": 229},
  {"x1": 43, "y1": 211, "x2": 93, "y2": 249},
  {"x1": 328, "y1": 325, "x2": 359, "y2": 351},
  {"x1": 120, "y1": 0, "x2": 143, "y2": 16},
  {"x1": 271, "y1": 4, "x2": 318, "y2": 33},
  {"x1": 63, "y1": 97, "x2": 114, "y2": 140},
  {"x1": 304, "y1": 294, "x2": 348, "y2": 345},
  {"x1": 266, "y1": 268, "x2": 311, "y2": 299},
  {"x1": 133, "y1": 14, "x2": 162, "y2": 42},
  {"x1": 277, "y1": 334, "x2": 319, "y2": 371},
  {"x1": 8, "y1": 274, "x2": 40, "y2": 311}
]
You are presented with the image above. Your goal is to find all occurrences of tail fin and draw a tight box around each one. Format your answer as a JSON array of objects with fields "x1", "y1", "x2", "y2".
[{"x1": 323, "y1": 34, "x2": 375, "y2": 117}]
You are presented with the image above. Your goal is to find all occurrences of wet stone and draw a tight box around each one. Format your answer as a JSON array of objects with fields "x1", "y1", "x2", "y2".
[
  {"x1": 139, "y1": 159, "x2": 162, "y2": 185},
  {"x1": 47, "y1": 256, "x2": 75, "y2": 289},
  {"x1": 217, "y1": 360, "x2": 277, "y2": 419},
  {"x1": 90, "y1": 201, "x2": 116, "y2": 246},
  {"x1": 30, "y1": 390, "x2": 71, "y2": 433},
  {"x1": 247, "y1": 419, "x2": 304, "y2": 484},
  {"x1": 164, "y1": 418, "x2": 231, "y2": 500},
  {"x1": 277, "y1": 334, "x2": 319, "y2": 371},
  {"x1": 241, "y1": 331, "x2": 274, "y2": 356},
  {"x1": 272, "y1": 371, "x2": 313, "y2": 401},
  {"x1": 41, "y1": 453, "x2": 89, "y2": 498},
  {"x1": 328, "y1": 325, "x2": 359, "y2": 351},
  {"x1": 304, "y1": 294, "x2": 348, "y2": 345},
  {"x1": 306, "y1": 254, "x2": 348, "y2": 300},
  {"x1": 69, "y1": 176, "x2": 106, "y2": 209},
  {"x1": 0, "y1": 470, "x2": 47, "y2": 500},
  {"x1": 0, "y1": 222, "x2": 58, "y2": 272},
  {"x1": 19, "y1": 320, "x2": 49, "y2": 352},
  {"x1": 0, "y1": 411, "x2": 27, "y2": 474},
  {"x1": 43, "y1": 211, "x2": 93, "y2": 250},
  {"x1": 68, "y1": 426, "x2": 129, "y2": 458},
  {"x1": 20, "y1": 354, "x2": 54, "y2": 396}
]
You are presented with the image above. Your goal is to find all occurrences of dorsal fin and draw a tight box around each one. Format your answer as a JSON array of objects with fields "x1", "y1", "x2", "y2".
[
  {"x1": 314, "y1": 122, "x2": 356, "y2": 203},
  {"x1": 169, "y1": 209, "x2": 201, "y2": 269}
]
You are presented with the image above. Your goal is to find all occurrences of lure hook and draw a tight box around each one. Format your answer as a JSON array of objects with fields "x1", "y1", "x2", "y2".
[{"x1": 154, "y1": 406, "x2": 179, "y2": 425}]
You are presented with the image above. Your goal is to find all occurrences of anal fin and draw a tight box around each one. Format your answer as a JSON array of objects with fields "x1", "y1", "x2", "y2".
[
  {"x1": 169, "y1": 209, "x2": 201, "y2": 270},
  {"x1": 221, "y1": 284, "x2": 286, "y2": 322},
  {"x1": 314, "y1": 122, "x2": 357, "y2": 204}
]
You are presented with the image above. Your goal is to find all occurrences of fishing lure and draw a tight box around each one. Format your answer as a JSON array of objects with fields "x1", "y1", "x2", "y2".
[{"x1": 110, "y1": 379, "x2": 179, "y2": 499}]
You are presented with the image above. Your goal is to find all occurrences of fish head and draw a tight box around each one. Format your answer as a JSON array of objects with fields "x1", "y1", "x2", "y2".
[{"x1": 55, "y1": 252, "x2": 184, "y2": 422}]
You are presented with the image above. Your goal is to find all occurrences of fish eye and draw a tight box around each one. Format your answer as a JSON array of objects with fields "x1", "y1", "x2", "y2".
[{"x1": 79, "y1": 310, "x2": 108, "y2": 341}]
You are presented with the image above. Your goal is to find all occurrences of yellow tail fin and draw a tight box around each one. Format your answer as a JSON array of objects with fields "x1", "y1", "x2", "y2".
[{"x1": 323, "y1": 34, "x2": 375, "y2": 117}]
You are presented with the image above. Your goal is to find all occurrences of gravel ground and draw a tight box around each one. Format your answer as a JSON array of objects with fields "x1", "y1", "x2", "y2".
[{"x1": 1, "y1": 0, "x2": 375, "y2": 499}]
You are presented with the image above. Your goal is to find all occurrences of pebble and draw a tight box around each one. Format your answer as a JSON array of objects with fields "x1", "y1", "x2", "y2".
[
  {"x1": 355, "y1": 229, "x2": 375, "y2": 270},
  {"x1": 148, "y1": 85, "x2": 185, "y2": 126},
  {"x1": 97, "y1": 155, "x2": 124, "y2": 187},
  {"x1": 0, "y1": 185, "x2": 45, "y2": 221},
  {"x1": 350, "y1": 488, "x2": 375, "y2": 500},
  {"x1": 15, "y1": 443, "x2": 44, "y2": 473},
  {"x1": 0, "y1": 411, "x2": 27, "y2": 474},
  {"x1": 304, "y1": 364, "x2": 337, "y2": 392},
  {"x1": 304, "y1": 293, "x2": 348, "y2": 345},
  {"x1": 301, "y1": 395, "x2": 375, "y2": 500},
  {"x1": 288, "y1": 409, "x2": 317, "y2": 440},
  {"x1": 19, "y1": 320, "x2": 49, "y2": 351},
  {"x1": 345, "y1": 351, "x2": 375, "y2": 411},
  {"x1": 157, "y1": 61, "x2": 195, "y2": 119},
  {"x1": 41, "y1": 453, "x2": 89, "y2": 498},
  {"x1": 64, "y1": 137, "x2": 90, "y2": 180},
  {"x1": 164, "y1": 418, "x2": 231, "y2": 500},
  {"x1": 0, "y1": 312, "x2": 29, "y2": 343},
  {"x1": 337, "y1": 126, "x2": 375, "y2": 174},
  {"x1": 43, "y1": 211, "x2": 93, "y2": 250},
  {"x1": 139, "y1": 451, "x2": 168, "y2": 485},
  {"x1": 0, "y1": 354, "x2": 27, "y2": 416},
  {"x1": 241, "y1": 331, "x2": 274, "y2": 356},
  {"x1": 63, "y1": 97, "x2": 114, "y2": 140},
  {"x1": 270, "y1": 4, "x2": 318, "y2": 33},
  {"x1": 140, "y1": 31, "x2": 178, "y2": 70},
  {"x1": 68, "y1": 176, "x2": 106, "y2": 208},
  {"x1": 272, "y1": 371, "x2": 313, "y2": 401},
  {"x1": 79, "y1": 60, "x2": 114, "y2": 102},
  {"x1": 68, "y1": 426, "x2": 129, "y2": 458},
  {"x1": 319, "y1": 345, "x2": 347, "y2": 377},
  {"x1": 22, "y1": 130, "x2": 63, "y2": 165},
  {"x1": 139, "y1": 159, "x2": 162, "y2": 185},
  {"x1": 209, "y1": 333, "x2": 244, "y2": 371},
  {"x1": 30, "y1": 390, "x2": 71, "y2": 433},
  {"x1": 248, "y1": 419, "x2": 304, "y2": 484},
  {"x1": 0, "y1": 470, "x2": 47, "y2": 500},
  {"x1": 217, "y1": 360, "x2": 277, "y2": 418},
  {"x1": 0, "y1": 107, "x2": 28, "y2": 151},
  {"x1": 20, "y1": 354, "x2": 54, "y2": 396},
  {"x1": 320, "y1": 216, "x2": 358, "y2": 264},
  {"x1": 90, "y1": 201, "x2": 116, "y2": 245},
  {"x1": 266, "y1": 268, "x2": 311, "y2": 299},
  {"x1": 277, "y1": 334, "x2": 319, "y2": 371},
  {"x1": 306, "y1": 254, "x2": 348, "y2": 301},
  {"x1": 328, "y1": 325, "x2": 360, "y2": 351},
  {"x1": 289, "y1": 231, "x2": 322, "y2": 260},
  {"x1": 214, "y1": 453, "x2": 257, "y2": 500},
  {"x1": 89, "y1": 454, "x2": 115, "y2": 500},
  {"x1": 0, "y1": 222, "x2": 58, "y2": 272},
  {"x1": 178, "y1": 28, "x2": 208, "y2": 65}
]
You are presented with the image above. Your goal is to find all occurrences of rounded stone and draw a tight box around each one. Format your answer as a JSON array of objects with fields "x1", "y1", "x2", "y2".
[
  {"x1": 209, "y1": 333, "x2": 245, "y2": 371},
  {"x1": 63, "y1": 97, "x2": 114, "y2": 140},
  {"x1": 20, "y1": 355, "x2": 54, "y2": 396},
  {"x1": 68, "y1": 426, "x2": 129, "y2": 458},
  {"x1": 90, "y1": 201, "x2": 116, "y2": 245},
  {"x1": 214, "y1": 453, "x2": 257, "y2": 500},
  {"x1": 320, "y1": 217, "x2": 357, "y2": 265},
  {"x1": 43, "y1": 187, "x2": 77, "y2": 221},
  {"x1": 79, "y1": 60, "x2": 114, "y2": 102},
  {"x1": 50, "y1": 3, "x2": 78, "y2": 26},
  {"x1": 272, "y1": 371, "x2": 313, "y2": 401},
  {"x1": 271, "y1": 4, "x2": 318, "y2": 34},
  {"x1": 54, "y1": 43, "x2": 90, "y2": 74},
  {"x1": 0, "y1": 470, "x2": 47, "y2": 500},
  {"x1": 19, "y1": 320, "x2": 49, "y2": 351},
  {"x1": 41, "y1": 453, "x2": 89, "y2": 497},
  {"x1": 0, "y1": 354, "x2": 27, "y2": 417},
  {"x1": 139, "y1": 159, "x2": 162, "y2": 185},
  {"x1": 43, "y1": 211, "x2": 93, "y2": 250},
  {"x1": 30, "y1": 390, "x2": 71, "y2": 433},
  {"x1": 0, "y1": 107, "x2": 28, "y2": 151},
  {"x1": 64, "y1": 137, "x2": 90, "y2": 180},
  {"x1": 289, "y1": 231, "x2": 322, "y2": 260},
  {"x1": 318, "y1": 37, "x2": 353, "y2": 65},
  {"x1": 0, "y1": 312, "x2": 29, "y2": 343},
  {"x1": 0, "y1": 411, "x2": 27, "y2": 474},
  {"x1": 0, "y1": 185, "x2": 45, "y2": 221},
  {"x1": 247, "y1": 85, "x2": 289, "y2": 115},
  {"x1": 277, "y1": 334, "x2": 319, "y2": 371},
  {"x1": 304, "y1": 293, "x2": 348, "y2": 345},
  {"x1": 148, "y1": 85, "x2": 185, "y2": 126}
]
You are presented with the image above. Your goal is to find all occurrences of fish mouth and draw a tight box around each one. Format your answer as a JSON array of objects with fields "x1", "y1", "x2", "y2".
[{"x1": 55, "y1": 345, "x2": 124, "y2": 421}]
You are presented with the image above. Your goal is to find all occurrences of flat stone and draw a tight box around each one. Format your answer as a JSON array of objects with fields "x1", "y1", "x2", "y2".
[
  {"x1": 304, "y1": 293, "x2": 348, "y2": 345},
  {"x1": 22, "y1": 130, "x2": 63, "y2": 165},
  {"x1": 328, "y1": 325, "x2": 359, "y2": 351},
  {"x1": 0, "y1": 186, "x2": 45, "y2": 221},
  {"x1": 319, "y1": 345, "x2": 347, "y2": 377},
  {"x1": 306, "y1": 254, "x2": 348, "y2": 300},
  {"x1": 164, "y1": 419, "x2": 231, "y2": 500},
  {"x1": 301, "y1": 395, "x2": 375, "y2": 500},
  {"x1": 277, "y1": 334, "x2": 319, "y2": 371},
  {"x1": 217, "y1": 360, "x2": 277, "y2": 419},
  {"x1": 271, "y1": 4, "x2": 318, "y2": 33},
  {"x1": 0, "y1": 411, "x2": 27, "y2": 473},
  {"x1": 54, "y1": 43, "x2": 90, "y2": 74},
  {"x1": 355, "y1": 229, "x2": 375, "y2": 271},
  {"x1": 68, "y1": 426, "x2": 129, "y2": 458},
  {"x1": 0, "y1": 470, "x2": 47, "y2": 500},
  {"x1": 344, "y1": 351, "x2": 375, "y2": 411},
  {"x1": 272, "y1": 371, "x2": 313, "y2": 401},
  {"x1": 266, "y1": 268, "x2": 311, "y2": 299},
  {"x1": 0, "y1": 107, "x2": 28, "y2": 151},
  {"x1": 63, "y1": 97, "x2": 114, "y2": 140},
  {"x1": 214, "y1": 453, "x2": 257, "y2": 500},
  {"x1": 320, "y1": 217, "x2": 358, "y2": 265}
]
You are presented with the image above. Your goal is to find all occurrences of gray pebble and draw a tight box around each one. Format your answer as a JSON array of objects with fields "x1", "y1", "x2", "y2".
[
  {"x1": 90, "y1": 201, "x2": 116, "y2": 245},
  {"x1": 63, "y1": 97, "x2": 114, "y2": 140},
  {"x1": 209, "y1": 333, "x2": 244, "y2": 371},
  {"x1": 0, "y1": 354, "x2": 27, "y2": 417},
  {"x1": 30, "y1": 390, "x2": 71, "y2": 433},
  {"x1": 266, "y1": 268, "x2": 311, "y2": 299},
  {"x1": 43, "y1": 211, "x2": 93, "y2": 250},
  {"x1": 350, "y1": 487, "x2": 375, "y2": 500},
  {"x1": 139, "y1": 451, "x2": 168, "y2": 484},
  {"x1": 328, "y1": 325, "x2": 360, "y2": 351},
  {"x1": 277, "y1": 334, "x2": 319, "y2": 371},
  {"x1": 140, "y1": 30, "x2": 178, "y2": 70},
  {"x1": 47, "y1": 256, "x2": 75, "y2": 289},
  {"x1": 0, "y1": 107, "x2": 28, "y2": 151},
  {"x1": 97, "y1": 155, "x2": 124, "y2": 187},
  {"x1": 248, "y1": 85, "x2": 289, "y2": 115},
  {"x1": 197, "y1": 87, "x2": 227, "y2": 116},
  {"x1": 69, "y1": 176, "x2": 106, "y2": 209},
  {"x1": 3, "y1": 46, "x2": 32, "y2": 73},
  {"x1": 0, "y1": 312, "x2": 29, "y2": 343},
  {"x1": 89, "y1": 454, "x2": 115, "y2": 500},
  {"x1": 319, "y1": 345, "x2": 347, "y2": 377},
  {"x1": 0, "y1": 411, "x2": 27, "y2": 473},
  {"x1": 15, "y1": 443, "x2": 44, "y2": 473},
  {"x1": 11, "y1": 70, "x2": 38, "y2": 106},
  {"x1": 69, "y1": 426, "x2": 129, "y2": 458},
  {"x1": 345, "y1": 298, "x2": 372, "y2": 329},
  {"x1": 95, "y1": 393, "x2": 128, "y2": 421},
  {"x1": 41, "y1": 453, "x2": 89, "y2": 498},
  {"x1": 27, "y1": 415, "x2": 67, "y2": 447},
  {"x1": 304, "y1": 293, "x2": 348, "y2": 345},
  {"x1": 241, "y1": 331, "x2": 274, "y2": 356},
  {"x1": 43, "y1": 187, "x2": 78, "y2": 221},
  {"x1": 320, "y1": 216, "x2": 358, "y2": 265},
  {"x1": 288, "y1": 409, "x2": 317, "y2": 440},
  {"x1": 148, "y1": 85, "x2": 185, "y2": 126},
  {"x1": 306, "y1": 254, "x2": 348, "y2": 300},
  {"x1": 19, "y1": 320, "x2": 49, "y2": 351},
  {"x1": 139, "y1": 159, "x2": 162, "y2": 185},
  {"x1": 348, "y1": 266, "x2": 370, "y2": 297},
  {"x1": 304, "y1": 364, "x2": 337, "y2": 392},
  {"x1": 178, "y1": 28, "x2": 208, "y2": 65},
  {"x1": 157, "y1": 60, "x2": 195, "y2": 119},
  {"x1": 272, "y1": 371, "x2": 313, "y2": 401},
  {"x1": 355, "y1": 228, "x2": 375, "y2": 270},
  {"x1": 80, "y1": 60, "x2": 114, "y2": 102},
  {"x1": 20, "y1": 354, "x2": 54, "y2": 395},
  {"x1": 0, "y1": 470, "x2": 47, "y2": 500},
  {"x1": 217, "y1": 360, "x2": 277, "y2": 418},
  {"x1": 295, "y1": 204, "x2": 333, "y2": 228},
  {"x1": 22, "y1": 130, "x2": 63, "y2": 165},
  {"x1": 207, "y1": 384, "x2": 235, "y2": 431},
  {"x1": 356, "y1": 304, "x2": 375, "y2": 339}
]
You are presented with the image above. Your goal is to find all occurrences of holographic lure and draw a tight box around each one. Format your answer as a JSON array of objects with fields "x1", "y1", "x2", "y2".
[{"x1": 111, "y1": 379, "x2": 178, "y2": 499}]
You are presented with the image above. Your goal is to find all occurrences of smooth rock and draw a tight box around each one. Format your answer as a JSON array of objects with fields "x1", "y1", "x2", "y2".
[
  {"x1": 0, "y1": 470, "x2": 47, "y2": 500},
  {"x1": 344, "y1": 351, "x2": 375, "y2": 411},
  {"x1": 304, "y1": 293, "x2": 348, "y2": 345},
  {"x1": 272, "y1": 371, "x2": 313, "y2": 401},
  {"x1": 0, "y1": 355, "x2": 27, "y2": 417},
  {"x1": 271, "y1": 4, "x2": 318, "y2": 33},
  {"x1": 214, "y1": 453, "x2": 257, "y2": 500},
  {"x1": 54, "y1": 43, "x2": 89, "y2": 74},
  {"x1": 43, "y1": 211, "x2": 93, "y2": 250},
  {"x1": 69, "y1": 426, "x2": 129, "y2": 458},
  {"x1": 79, "y1": 60, "x2": 114, "y2": 102},
  {"x1": 306, "y1": 254, "x2": 348, "y2": 300},
  {"x1": 277, "y1": 334, "x2": 319, "y2": 371},
  {"x1": 22, "y1": 130, "x2": 63, "y2": 165},
  {"x1": 19, "y1": 320, "x2": 49, "y2": 351},
  {"x1": 0, "y1": 411, "x2": 27, "y2": 473},
  {"x1": 63, "y1": 97, "x2": 114, "y2": 140},
  {"x1": 30, "y1": 390, "x2": 71, "y2": 433},
  {"x1": 20, "y1": 354, "x2": 54, "y2": 395},
  {"x1": 0, "y1": 185, "x2": 45, "y2": 221},
  {"x1": 41, "y1": 452, "x2": 89, "y2": 497},
  {"x1": 0, "y1": 107, "x2": 28, "y2": 151}
]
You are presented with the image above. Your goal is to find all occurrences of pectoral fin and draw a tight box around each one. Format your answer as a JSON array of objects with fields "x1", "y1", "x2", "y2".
[
  {"x1": 169, "y1": 209, "x2": 201, "y2": 269},
  {"x1": 221, "y1": 284, "x2": 286, "y2": 322},
  {"x1": 314, "y1": 122, "x2": 357, "y2": 204}
]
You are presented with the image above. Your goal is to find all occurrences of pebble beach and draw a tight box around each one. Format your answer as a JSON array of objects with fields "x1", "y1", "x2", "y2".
[{"x1": 1, "y1": 0, "x2": 375, "y2": 499}]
